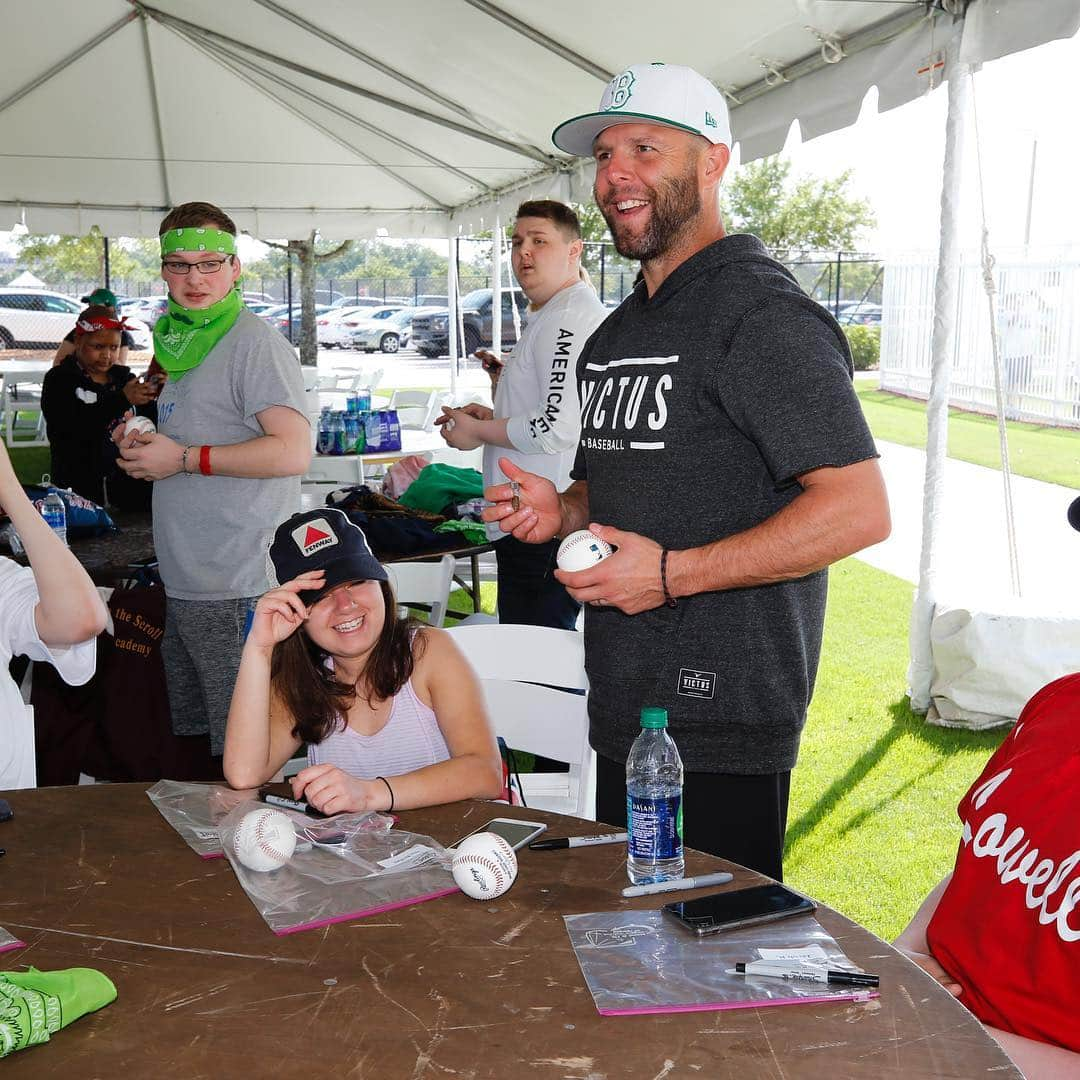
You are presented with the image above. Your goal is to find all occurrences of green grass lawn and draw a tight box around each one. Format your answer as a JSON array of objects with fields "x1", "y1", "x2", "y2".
[
  {"x1": 785, "y1": 557, "x2": 1006, "y2": 940},
  {"x1": 856, "y1": 384, "x2": 1080, "y2": 488}
]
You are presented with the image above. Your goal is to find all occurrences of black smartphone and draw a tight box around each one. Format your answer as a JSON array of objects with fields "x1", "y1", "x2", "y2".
[{"x1": 662, "y1": 884, "x2": 816, "y2": 937}]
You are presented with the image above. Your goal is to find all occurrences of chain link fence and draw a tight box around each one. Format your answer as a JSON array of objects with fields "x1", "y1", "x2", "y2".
[{"x1": 3, "y1": 242, "x2": 881, "y2": 357}]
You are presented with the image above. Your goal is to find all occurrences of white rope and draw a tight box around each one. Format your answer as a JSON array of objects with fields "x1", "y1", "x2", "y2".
[{"x1": 970, "y1": 77, "x2": 1023, "y2": 598}]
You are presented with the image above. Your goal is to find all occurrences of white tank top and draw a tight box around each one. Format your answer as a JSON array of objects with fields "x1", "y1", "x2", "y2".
[{"x1": 306, "y1": 677, "x2": 450, "y2": 779}]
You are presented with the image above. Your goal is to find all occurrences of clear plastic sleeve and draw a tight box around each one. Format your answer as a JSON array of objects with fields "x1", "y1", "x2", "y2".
[
  {"x1": 0, "y1": 927, "x2": 25, "y2": 956},
  {"x1": 146, "y1": 779, "x2": 261, "y2": 858},
  {"x1": 218, "y1": 800, "x2": 458, "y2": 935},
  {"x1": 564, "y1": 911, "x2": 878, "y2": 1015}
]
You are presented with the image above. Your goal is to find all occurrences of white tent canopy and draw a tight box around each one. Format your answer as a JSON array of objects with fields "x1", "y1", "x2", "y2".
[{"x1": 2, "y1": 0, "x2": 1079, "y2": 239}]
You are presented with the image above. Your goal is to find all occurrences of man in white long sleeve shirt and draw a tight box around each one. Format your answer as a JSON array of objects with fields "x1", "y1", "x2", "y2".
[{"x1": 437, "y1": 200, "x2": 607, "y2": 627}]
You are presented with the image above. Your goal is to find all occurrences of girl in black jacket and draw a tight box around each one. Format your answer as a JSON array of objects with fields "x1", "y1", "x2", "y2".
[{"x1": 41, "y1": 306, "x2": 158, "y2": 510}]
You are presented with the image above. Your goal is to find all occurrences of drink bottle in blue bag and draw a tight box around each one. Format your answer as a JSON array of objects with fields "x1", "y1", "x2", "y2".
[
  {"x1": 40, "y1": 489, "x2": 68, "y2": 547},
  {"x1": 626, "y1": 706, "x2": 683, "y2": 884}
]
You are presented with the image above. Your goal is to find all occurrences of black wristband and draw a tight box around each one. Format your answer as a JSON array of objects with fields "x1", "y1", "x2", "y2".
[
  {"x1": 375, "y1": 775, "x2": 395, "y2": 813},
  {"x1": 661, "y1": 548, "x2": 677, "y2": 608}
]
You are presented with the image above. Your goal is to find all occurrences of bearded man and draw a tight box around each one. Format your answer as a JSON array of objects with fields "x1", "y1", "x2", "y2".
[{"x1": 483, "y1": 63, "x2": 890, "y2": 880}]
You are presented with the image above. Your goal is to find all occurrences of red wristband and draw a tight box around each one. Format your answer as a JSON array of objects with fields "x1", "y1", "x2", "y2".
[{"x1": 198, "y1": 445, "x2": 212, "y2": 476}]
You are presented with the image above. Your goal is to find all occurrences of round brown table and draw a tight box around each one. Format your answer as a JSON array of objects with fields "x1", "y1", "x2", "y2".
[{"x1": 0, "y1": 784, "x2": 1019, "y2": 1078}]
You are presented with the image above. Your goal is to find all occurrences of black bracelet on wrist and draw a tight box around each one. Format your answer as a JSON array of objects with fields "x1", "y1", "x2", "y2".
[
  {"x1": 661, "y1": 548, "x2": 677, "y2": 608},
  {"x1": 375, "y1": 775, "x2": 395, "y2": 813}
]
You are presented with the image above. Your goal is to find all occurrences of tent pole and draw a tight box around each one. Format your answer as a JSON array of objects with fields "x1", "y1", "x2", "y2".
[
  {"x1": 491, "y1": 214, "x2": 503, "y2": 357},
  {"x1": 447, "y1": 236, "x2": 459, "y2": 399},
  {"x1": 909, "y1": 34, "x2": 970, "y2": 714}
]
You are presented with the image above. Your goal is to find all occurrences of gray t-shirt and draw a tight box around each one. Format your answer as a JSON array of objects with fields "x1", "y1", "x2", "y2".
[
  {"x1": 571, "y1": 234, "x2": 878, "y2": 774},
  {"x1": 154, "y1": 308, "x2": 308, "y2": 600}
]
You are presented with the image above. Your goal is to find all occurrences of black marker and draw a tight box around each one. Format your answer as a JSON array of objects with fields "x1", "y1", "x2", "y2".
[
  {"x1": 260, "y1": 792, "x2": 328, "y2": 819},
  {"x1": 530, "y1": 831, "x2": 628, "y2": 850}
]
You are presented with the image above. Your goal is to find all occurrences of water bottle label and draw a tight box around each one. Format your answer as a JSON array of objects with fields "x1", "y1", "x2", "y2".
[{"x1": 627, "y1": 794, "x2": 683, "y2": 860}]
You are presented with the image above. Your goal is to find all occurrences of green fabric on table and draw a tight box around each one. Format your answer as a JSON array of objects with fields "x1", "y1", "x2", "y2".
[
  {"x1": 398, "y1": 464, "x2": 483, "y2": 516},
  {"x1": 0, "y1": 966, "x2": 117, "y2": 1057},
  {"x1": 434, "y1": 518, "x2": 487, "y2": 545}
]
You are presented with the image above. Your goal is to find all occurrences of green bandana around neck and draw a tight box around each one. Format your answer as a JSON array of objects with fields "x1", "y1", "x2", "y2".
[{"x1": 153, "y1": 287, "x2": 244, "y2": 380}]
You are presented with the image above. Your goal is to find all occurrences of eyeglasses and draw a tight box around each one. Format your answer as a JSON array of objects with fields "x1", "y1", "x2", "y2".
[{"x1": 161, "y1": 255, "x2": 235, "y2": 276}]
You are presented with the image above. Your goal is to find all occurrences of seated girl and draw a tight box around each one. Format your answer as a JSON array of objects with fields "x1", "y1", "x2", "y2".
[
  {"x1": 223, "y1": 508, "x2": 503, "y2": 814},
  {"x1": 41, "y1": 306, "x2": 157, "y2": 511},
  {"x1": 895, "y1": 674, "x2": 1080, "y2": 1079}
]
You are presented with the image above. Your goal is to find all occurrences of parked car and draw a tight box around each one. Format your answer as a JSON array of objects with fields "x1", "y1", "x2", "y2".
[
  {"x1": 244, "y1": 300, "x2": 275, "y2": 316},
  {"x1": 123, "y1": 317, "x2": 153, "y2": 351},
  {"x1": 0, "y1": 287, "x2": 84, "y2": 348},
  {"x1": 409, "y1": 288, "x2": 527, "y2": 357},
  {"x1": 317, "y1": 305, "x2": 403, "y2": 348},
  {"x1": 243, "y1": 291, "x2": 277, "y2": 306},
  {"x1": 328, "y1": 295, "x2": 394, "y2": 310},
  {"x1": 350, "y1": 306, "x2": 437, "y2": 353},
  {"x1": 837, "y1": 301, "x2": 882, "y2": 326},
  {"x1": 119, "y1": 295, "x2": 169, "y2": 325},
  {"x1": 264, "y1": 304, "x2": 333, "y2": 340}
]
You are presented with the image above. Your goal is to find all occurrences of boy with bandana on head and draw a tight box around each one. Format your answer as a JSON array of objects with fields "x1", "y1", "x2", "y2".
[{"x1": 116, "y1": 202, "x2": 310, "y2": 766}]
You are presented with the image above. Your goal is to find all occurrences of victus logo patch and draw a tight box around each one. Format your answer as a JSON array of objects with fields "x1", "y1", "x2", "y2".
[
  {"x1": 292, "y1": 517, "x2": 339, "y2": 558},
  {"x1": 678, "y1": 668, "x2": 716, "y2": 699}
]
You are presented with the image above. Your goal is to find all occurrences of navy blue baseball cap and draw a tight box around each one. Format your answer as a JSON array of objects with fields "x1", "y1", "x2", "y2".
[{"x1": 267, "y1": 508, "x2": 387, "y2": 604}]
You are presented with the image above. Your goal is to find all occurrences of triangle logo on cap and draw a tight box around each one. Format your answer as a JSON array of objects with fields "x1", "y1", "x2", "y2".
[{"x1": 291, "y1": 517, "x2": 339, "y2": 558}]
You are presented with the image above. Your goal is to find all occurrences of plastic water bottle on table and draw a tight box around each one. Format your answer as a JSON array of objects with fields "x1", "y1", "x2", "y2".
[
  {"x1": 40, "y1": 489, "x2": 68, "y2": 547},
  {"x1": 626, "y1": 706, "x2": 684, "y2": 885}
]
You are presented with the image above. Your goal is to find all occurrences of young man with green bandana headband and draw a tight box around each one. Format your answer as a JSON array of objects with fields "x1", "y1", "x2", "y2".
[{"x1": 116, "y1": 201, "x2": 310, "y2": 763}]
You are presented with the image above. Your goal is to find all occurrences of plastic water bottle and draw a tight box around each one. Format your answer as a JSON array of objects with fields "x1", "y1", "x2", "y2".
[
  {"x1": 626, "y1": 706, "x2": 684, "y2": 885},
  {"x1": 40, "y1": 489, "x2": 68, "y2": 546}
]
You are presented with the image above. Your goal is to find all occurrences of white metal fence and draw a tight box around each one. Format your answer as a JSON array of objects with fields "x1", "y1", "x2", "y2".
[{"x1": 881, "y1": 253, "x2": 1080, "y2": 429}]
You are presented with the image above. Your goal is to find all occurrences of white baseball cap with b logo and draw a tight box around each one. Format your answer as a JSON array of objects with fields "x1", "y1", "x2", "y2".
[{"x1": 552, "y1": 62, "x2": 732, "y2": 158}]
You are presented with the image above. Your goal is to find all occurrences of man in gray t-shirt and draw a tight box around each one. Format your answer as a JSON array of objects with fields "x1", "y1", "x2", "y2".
[
  {"x1": 117, "y1": 201, "x2": 310, "y2": 757},
  {"x1": 483, "y1": 65, "x2": 891, "y2": 881}
]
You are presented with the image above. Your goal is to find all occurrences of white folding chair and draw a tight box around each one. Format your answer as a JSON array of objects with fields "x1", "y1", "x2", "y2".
[
  {"x1": 386, "y1": 554, "x2": 455, "y2": 627},
  {"x1": 3, "y1": 371, "x2": 48, "y2": 447},
  {"x1": 444, "y1": 624, "x2": 594, "y2": 818},
  {"x1": 387, "y1": 388, "x2": 448, "y2": 431}
]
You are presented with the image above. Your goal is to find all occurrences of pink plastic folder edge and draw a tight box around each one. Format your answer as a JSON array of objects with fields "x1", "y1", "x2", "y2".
[
  {"x1": 272, "y1": 886, "x2": 460, "y2": 936},
  {"x1": 0, "y1": 940, "x2": 26, "y2": 955},
  {"x1": 597, "y1": 989, "x2": 879, "y2": 1016}
]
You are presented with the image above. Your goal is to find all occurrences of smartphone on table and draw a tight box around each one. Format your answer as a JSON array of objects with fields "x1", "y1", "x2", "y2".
[
  {"x1": 662, "y1": 884, "x2": 815, "y2": 937},
  {"x1": 451, "y1": 817, "x2": 547, "y2": 852}
]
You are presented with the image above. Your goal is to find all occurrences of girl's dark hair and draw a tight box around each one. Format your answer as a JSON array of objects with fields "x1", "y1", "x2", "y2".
[{"x1": 270, "y1": 579, "x2": 424, "y2": 745}]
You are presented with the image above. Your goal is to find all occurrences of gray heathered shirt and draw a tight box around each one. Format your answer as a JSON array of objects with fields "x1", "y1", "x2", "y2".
[
  {"x1": 154, "y1": 308, "x2": 308, "y2": 600},
  {"x1": 571, "y1": 235, "x2": 878, "y2": 774}
]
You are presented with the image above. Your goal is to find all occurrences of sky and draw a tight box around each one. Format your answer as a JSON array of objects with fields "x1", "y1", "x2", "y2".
[{"x1": 3, "y1": 27, "x2": 1079, "y2": 264}]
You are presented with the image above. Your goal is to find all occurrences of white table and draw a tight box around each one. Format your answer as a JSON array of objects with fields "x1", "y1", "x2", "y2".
[{"x1": 305, "y1": 428, "x2": 447, "y2": 484}]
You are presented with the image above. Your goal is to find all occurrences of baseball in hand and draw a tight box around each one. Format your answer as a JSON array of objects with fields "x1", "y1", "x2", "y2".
[
  {"x1": 452, "y1": 832, "x2": 518, "y2": 900},
  {"x1": 556, "y1": 529, "x2": 614, "y2": 572},
  {"x1": 124, "y1": 416, "x2": 156, "y2": 437},
  {"x1": 234, "y1": 808, "x2": 297, "y2": 872}
]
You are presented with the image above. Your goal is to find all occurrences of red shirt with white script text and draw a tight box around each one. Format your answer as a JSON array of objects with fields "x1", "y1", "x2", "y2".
[{"x1": 927, "y1": 673, "x2": 1080, "y2": 1049}]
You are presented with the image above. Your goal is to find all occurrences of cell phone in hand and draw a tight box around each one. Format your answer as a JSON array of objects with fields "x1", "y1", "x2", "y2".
[{"x1": 663, "y1": 884, "x2": 816, "y2": 936}]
